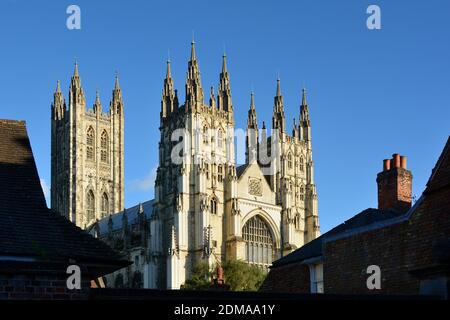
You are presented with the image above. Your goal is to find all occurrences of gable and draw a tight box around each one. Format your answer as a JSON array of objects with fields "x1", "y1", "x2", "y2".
[{"x1": 237, "y1": 163, "x2": 275, "y2": 203}]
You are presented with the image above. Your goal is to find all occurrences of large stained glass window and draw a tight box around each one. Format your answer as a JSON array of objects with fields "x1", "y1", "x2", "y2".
[{"x1": 242, "y1": 215, "x2": 276, "y2": 268}]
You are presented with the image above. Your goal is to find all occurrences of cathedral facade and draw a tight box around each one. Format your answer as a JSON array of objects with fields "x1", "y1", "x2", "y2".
[
  {"x1": 91, "y1": 42, "x2": 320, "y2": 289},
  {"x1": 51, "y1": 63, "x2": 124, "y2": 228}
]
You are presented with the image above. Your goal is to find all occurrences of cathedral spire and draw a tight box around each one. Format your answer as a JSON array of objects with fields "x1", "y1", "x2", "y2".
[
  {"x1": 246, "y1": 92, "x2": 258, "y2": 164},
  {"x1": 191, "y1": 40, "x2": 196, "y2": 61},
  {"x1": 209, "y1": 86, "x2": 216, "y2": 108},
  {"x1": 217, "y1": 54, "x2": 233, "y2": 113},
  {"x1": 276, "y1": 77, "x2": 281, "y2": 97},
  {"x1": 111, "y1": 73, "x2": 123, "y2": 115},
  {"x1": 301, "y1": 87, "x2": 307, "y2": 106},
  {"x1": 52, "y1": 80, "x2": 65, "y2": 120},
  {"x1": 71, "y1": 60, "x2": 81, "y2": 87},
  {"x1": 185, "y1": 41, "x2": 204, "y2": 111},
  {"x1": 162, "y1": 59, "x2": 177, "y2": 120},
  {"x1": 272, "y1": 78, "x2": 285, "y2": 133},
  {"x1": 166, "y1": 59, "x2": 172, "y2": 78},
  {"x1": 222, "y1": 53, "x2": 228, "y2": 73},
  {"x1": 300, "y1": 88, "x2": 310, "y2": 124},
  {"x1": 299, "y1": 88, "x2": 311, "y2": 143},
  {"x1": 292, "y1": 118, "x2": 299, "y2": 139},
  {"x1": 114, "y1": 72, "x2": 120, "y2": 90},
  {"x1": 69, "y1": 61, "x2": 85, "y2": 109},
  {"x1": 94, "y1": 89, "x2": 102, "y2": 113},
  {"x1": 74, "y1": 59, "x2": 79, "y2": 76},
  {"x1": 247, "y1": 92, "x2": 257, "y2": 129}
]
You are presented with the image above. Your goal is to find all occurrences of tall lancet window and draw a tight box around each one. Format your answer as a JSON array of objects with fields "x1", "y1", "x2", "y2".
[
  {"x1": 86, "y1": 126, "x2": 95, "y2": 161},
  {"x1": 287, "y1": 153, "x2": 293, "y2": 169},
  {"x1": 101, "y1": 193, "x2": 109, "y2": 217},
  {"x1": 203, "y1": 126, "x2": 209, "y2": 144},
  {"x1": 300, "y1": 156, "x2": 305, "y2": 172},
  {"x1": 86, "y1": 190, "x2": 95, "y2": 222},
  {"x1": 217, "y1": 129, "x2": 223, "y2": 149},
  {"x1": 100, "y1": 130, "x2": 109, "y2": 164},
  {"x1": 210, "y1": 197, "x2": 217, "y2": 214},
  {"x1": 243, "y1": 215, "x2": 275, "y2": 269},
  {"x1": 218, "y1": 165, "x2": 223, "y2": 182}
]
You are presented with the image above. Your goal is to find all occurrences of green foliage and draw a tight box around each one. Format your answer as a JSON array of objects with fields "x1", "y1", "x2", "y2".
[
  {"x1": 180, "y1": 261, "x2": 213, "y2": 290},
  {"x1": 181, "y1": 259, "x2": 267, "y2": 291},
  {"x1": 222, "y1": 259, "x2": 266, "y2": 291}
]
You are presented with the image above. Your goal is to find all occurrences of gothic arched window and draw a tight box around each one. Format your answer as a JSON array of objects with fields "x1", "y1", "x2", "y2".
[
  {"x1": 287, "y1": 153, "x2": 293, "y2": 169},
  {"x1": 203, "y1": 126, "x2": 209, "y2": 144},
  {"x1": 206, "y1": 163, "x2": 210, "y2": 180},
  {"x1": 300, "y1": 185, "x2": 305, "y2": 201},
  {"x1": 101, "y1": 193, "x2": 109, "y2": 217},
  {"x1": 86, "y1": 126, "x2": 95, "y2": 161},
  {"x1": 300, "y1": 156, "x2": 304, "y2": 172},
  {"x1": 86, "y1": 190, "x2": 95, "y2": 222},
  {"x1": 217, "y1": 129, "x2": 224, "y2": 149},
  {"x1": 218, "y1": 165, "x2": 223, "y2": 182},
  {"x1": 100, "y1": 130, "x2": 109, "y2": 164},
  {"x1": 210, "y1": 197, "x2": 217, "y2": 214},
  {"x1": 242, "y1": 215, "x2": 276, "y2": 268}
]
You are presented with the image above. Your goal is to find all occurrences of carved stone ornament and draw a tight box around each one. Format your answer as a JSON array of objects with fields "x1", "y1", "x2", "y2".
[{"x1": 248, "y1": 177, "x2": 262, "y2": 196}]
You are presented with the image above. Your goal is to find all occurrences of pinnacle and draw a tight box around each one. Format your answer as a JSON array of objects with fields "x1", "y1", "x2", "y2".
[
  {"x1": 276, "y1": 78, "x2": 281, "y2": 96},
  {"x1": 114, "y1": 72, "x2": 120, "y2": 90},
  {"x1": 302, "y1": 88, "x2": 307, "y2": 106},
  {"x1": 190, "y1": 41, "x2": 196, "y2": 61}
]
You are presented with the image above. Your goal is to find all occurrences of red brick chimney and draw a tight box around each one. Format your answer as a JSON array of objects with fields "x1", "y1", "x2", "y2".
[{"x1": 376, "y1": 153, "x2": 413, "y2": 213}]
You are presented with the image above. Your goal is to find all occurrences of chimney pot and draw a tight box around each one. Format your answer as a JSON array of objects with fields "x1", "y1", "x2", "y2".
[
  {"x1": 400, "y1": 156, "x2": 407, "y2": 169},
  {"x1": 383, "y1": 159, "x2": 391, "y2": 171},
  {"x1": 393, "y1": 153, "x2": 401, "y2": 168}
]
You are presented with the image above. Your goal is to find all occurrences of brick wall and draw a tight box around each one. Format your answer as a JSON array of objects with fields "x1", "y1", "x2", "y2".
[
  {"x1": 260, "y1": 262, "x2": 310, "y2": 293},
  {"x1": 324, "y1": 221, "x2": 419, "y2": 294},
  {"x1": 324, "y1": 170, "x2": 450, "y2": 294},
  {"x1": 0, "y1": 273, "x2": 90, "y2": 300}
]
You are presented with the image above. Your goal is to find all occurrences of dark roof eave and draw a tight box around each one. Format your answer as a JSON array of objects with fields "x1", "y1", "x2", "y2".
[
  {"x1": 0, "y1": 258, "x2": 130, "y2": 278},
  {"x1": 271, "y1": 254, "x2": 323, "y2": 268},
  {"x1": 0, "y1": 252, "x2": 131, "y2": 274}
]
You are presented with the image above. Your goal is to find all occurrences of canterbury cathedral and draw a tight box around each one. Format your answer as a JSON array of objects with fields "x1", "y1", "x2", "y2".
[{"x1": 52, "y1": 42, "x2": 320, "y2": 290}]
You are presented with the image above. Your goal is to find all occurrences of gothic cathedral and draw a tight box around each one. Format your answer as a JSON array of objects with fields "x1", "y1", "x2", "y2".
[
  {"x1": 51, "y1": 63, "x2": 124, "y2": 228},
  {"x1": 52, "y1": 42, "x2": 320, "y2": 290},
  {"x1": 146, "y1": 42, "x2": 320, "y2": 289}
]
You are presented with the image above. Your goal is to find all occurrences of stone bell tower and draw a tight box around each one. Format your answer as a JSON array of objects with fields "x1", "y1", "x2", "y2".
[{"x1": 51, "y1": 62, "x2": 124, "y2": 228}]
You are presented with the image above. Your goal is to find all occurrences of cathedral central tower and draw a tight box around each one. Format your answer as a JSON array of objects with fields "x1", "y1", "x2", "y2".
[{"x1": 147, "y1": 42, "x2": 320, "y2": 289}]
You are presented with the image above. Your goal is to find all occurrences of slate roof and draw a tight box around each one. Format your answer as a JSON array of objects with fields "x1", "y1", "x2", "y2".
[
  {"x1": 0, "y1": 119, "x2": 129, "y2": 275},
  {"x1": 236, "y1": 163, "x2": 272, "y2": 186},
  {"x1": 272, "y1": 208, "x2": 404, "y2": 268},
  {"x1": 236, "y1": 164, "x2": 248, "y2": 178},
  {"x1": 96, "y1": 199, "x2": 155, "y2": 235}
]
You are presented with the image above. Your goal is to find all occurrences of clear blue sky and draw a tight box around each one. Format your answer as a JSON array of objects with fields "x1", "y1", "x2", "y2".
[{"x1": 1, "y1": 0, "x2": 449, "y2": 233}]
